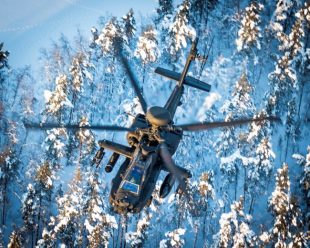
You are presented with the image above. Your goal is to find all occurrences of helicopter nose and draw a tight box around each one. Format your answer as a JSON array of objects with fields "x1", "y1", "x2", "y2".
[{"x1": 110, "y1": 193, "x2": 137, "y2": 214}]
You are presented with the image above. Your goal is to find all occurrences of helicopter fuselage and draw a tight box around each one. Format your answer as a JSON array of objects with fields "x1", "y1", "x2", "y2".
[{"x1": 105, "y1": 113, "x2": 183, "y2": 214}]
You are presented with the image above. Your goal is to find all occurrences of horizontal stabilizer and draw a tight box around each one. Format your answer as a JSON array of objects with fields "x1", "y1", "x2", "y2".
[{"x1": 155, "y1": 67, "x2": 211, "y2": 92}]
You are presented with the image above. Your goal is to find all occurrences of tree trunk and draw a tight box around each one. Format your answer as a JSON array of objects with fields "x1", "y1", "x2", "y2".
[
  {"x1": 1, "y1": 171, "x2": 8, "y2": 226},
  {"x1": 193, "y1": 222, "x2": 198, "y2": 248},
  {"x1": 249, "y1": 196, "x2": 255, "y2": 215},
  {"x1": 243, "y1": 167, "x2": 247, "y2": 208},
  {"x1": 35, "y1": 194, "x2": 42, "y2": 245}
]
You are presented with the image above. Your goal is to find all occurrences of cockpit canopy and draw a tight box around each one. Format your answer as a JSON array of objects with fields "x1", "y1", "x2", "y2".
[{"x1": 120, "y1": 165, "x2": 144, "y2": 194}]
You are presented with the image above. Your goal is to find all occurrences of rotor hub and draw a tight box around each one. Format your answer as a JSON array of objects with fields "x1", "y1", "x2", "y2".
[{"x1": 146, "y1": 106, "x2": 172, "y2": 127}]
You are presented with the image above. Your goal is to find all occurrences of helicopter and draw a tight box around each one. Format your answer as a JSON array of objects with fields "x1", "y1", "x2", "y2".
[{"x1": 25, "y1": 38, "x2": 279, "y2": 214}]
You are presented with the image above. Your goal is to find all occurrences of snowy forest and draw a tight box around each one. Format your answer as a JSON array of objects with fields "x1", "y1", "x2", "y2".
[{"x1": 0, "y1": 0, "x2": 310, "y2": 247}]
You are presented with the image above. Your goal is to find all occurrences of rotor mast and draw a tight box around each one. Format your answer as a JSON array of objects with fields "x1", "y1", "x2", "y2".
[{"x1": 164, "y1": 38, "x2": 199, "y2": 120}]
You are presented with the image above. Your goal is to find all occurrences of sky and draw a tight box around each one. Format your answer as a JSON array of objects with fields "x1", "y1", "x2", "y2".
[{"x1": 0, "y1": 0, "x2": 157, "y2": 70}]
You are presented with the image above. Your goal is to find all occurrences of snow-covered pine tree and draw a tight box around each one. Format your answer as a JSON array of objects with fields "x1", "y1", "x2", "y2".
[
  {"x1": 189, "y1": 0, "x2": 218, "y2": 35},
  {"x1": 21, "y1": 183, "x2": 37, "y2": 247},
  {"x1": 7, "y1": 230, "x2": 22, "y2": 248},
  {"x1": 236, "y1": 2, "x2": 264, "y2": 52},
  {"x1": 167, "y1": 0, "x2": 196, "y2": 61},
  {"x1": 74, "y1": 116, "x2": 95, "y2": 166},
  {"x1": 253, "y1": 137, "x2": 275, "y2": 179},
  {"x1": 125, "y1": 211, "x2": 152, "y2": 247},
  {"x1": 216, "y1": 72, "x2": 255, "y2": 201},
  {"x1": 83, "y1": 170, "x2": 117, "y2": 247},
  {"x1": 69, "y1": 53, "x2": 88, "y2": 97},
  {"x1": 44, "y1": 74, "x2": 73, "y2": 121},
  {"x1": 33, "y1": 162, "x2": 54, "y2": 244},
  {"x1": 0, "y1": 42, "x2": 9, "y2": 105},
  {"x1": 292, "y1": 146, "x2": 310, "y2": 229},
  {"x1": 268, "y1": 2, "x2": 310, "y2": 114},
  {"x1": 213, "y1": 196, "x2": 256, "y2": 247},
  {"x1": 44, "y1": 127, "x2": 68, "y2": 162},
  {"x1": 135, "y1": 25, "x2": 159, "y2": 87},
  {"x1": 284, "y1": 99, "x2": 298, "y2": 158},
  {"x1": 159, "y1": 228, "x2": 186, "y2": 248},
  {"x1": 246, "y1": 110, "x2": 276, "y2": 213},
  {"x1": 95, "y1": 17, "x2": 124, "y2": 56},
  {"x1": 274, "y1": 0, "x2": 294, "y2": 24},
  {"x1": 0, "y1": 149, "x2": 19, "y2": 226},
  {"x1": 36, "y1": 228, "x2": 54, "y2": 247},
  {"x1": 0, "y1": 43, "x2": 9, "y2": 71},
  {"x1": 155, "y1": 0, "x2": 174, "y2": 25},
  {"x1": 266, "y1": 163, "x2": 307, "y2": 247},
  {"x1": 135, "y1": 25, "x2": 159, "y2": 65},
  {"x1": 63, "y1": 43, "x2": 95, "y2": 166},
  {"x1": 190, "y1": 171, "x2": 215, "y2": 246},
  {"x1": 122, "y1": 8, "x2": 136, "y2": 44},
  {"x1": 39, "y1": 35, "x2": 73, "y2": 87},
  {"x1": 51, "y1": 166, "x2": 84, "y2": 246}
]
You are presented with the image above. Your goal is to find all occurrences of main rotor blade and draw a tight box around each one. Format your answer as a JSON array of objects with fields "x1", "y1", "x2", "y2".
[
  {"x1": 24, "y1": 122, "x2": 135, "y2": 132},
  {"x1": 159, "y1": 143, "x2": 188, "y2": 194},
  {"x1": 119, "y1": 53, "x2": 148, "y2": 113},
  {"x1": 175, "y1": 116, "x2": 281, "y2": 132}
]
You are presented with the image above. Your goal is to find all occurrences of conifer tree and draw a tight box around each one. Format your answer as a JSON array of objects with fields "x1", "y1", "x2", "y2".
[
  {"x1": 74, "y1": 116, "x2": 95, "y2": 166},
  {"x1": 0, "y1": 149, "x2": 19, "y2": 226},
  {"x1": 51, "y1": 166, "x2": 84, "y2": 246},
  {"x1": 126, "y1": 211, "x2": 152, "y2": 247},
  {"x1": 159, "y1": 228, "x2": 186, "y2": 248},
  {"x1": 216, "y1": 73, "x2": 255, "y2": 201},
  {"x1": 33, "y1": 162, "x2": 54, "y2": 244},
  {"x1": 7, "y1": 230, "x2": 22, "y2": 248},
  {"x1": 84, "y1": 170, "x2": 117, "y2": 247},
  {"x1": 266, "y1": 163, "x2": 307, "y2": 247},
  {"x1": 44, "y1": 74, "x2": 73, "y2": 119},
  {"x1": 155, "y1": 0, "x2": 174, "y2": 25},
  {"x1": 292, "y1": 146, "x2": 310, "y2": 229},
  {"x1": 122, "y1": 8, "x2": 136, "y2": 43},
  {"x1": 22, "y1": 183, "x2": 37, "y2": 247},
  {"x1": 0, "y1": 42, "x2": 9, "y2": 105},
  {"x1": 236, "y1": 2, "x2": 264, "y2": 52},
  {"x1": 36, "y1": 228, "x2": 55, "y2": 247},
  {"x1": 44, "y1": 128, "x2": 68, "y2": 161},
  {"x1": 0, "y1": 43, "x2": 9, "y2": 71},
  {"x1": 214, "y1": 197, "x2": 256, "y2": 247},
  {"x1": 95, "y1": 17, "x2": 124, "y2": 56},
  {"x1": 135, "y1": 26, "x2": 159, "y2": 65},
  {"x1": 268, "y1": 2, "x2": 310, "y2": 114},
  {"x1": 189, "y1": 0, "x2": 218, "y2": 34},
  {"x1": 167, "y1": 0, "x2": 196, "y2": 59}
]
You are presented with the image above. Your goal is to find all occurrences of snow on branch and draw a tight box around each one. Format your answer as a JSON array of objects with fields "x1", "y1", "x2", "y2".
[
  {"x1": 44, "y1": 74, "x2": 73, "y2": 116},
  {"x1": 135, "y1": 26, "x2": 159, "y2": 64},
  {"x1": 168, "y1": 0, "x2": 196, "y2": 56},
  {"x1": 236, "y1": 2, "x2": 264, "y2": 51}
]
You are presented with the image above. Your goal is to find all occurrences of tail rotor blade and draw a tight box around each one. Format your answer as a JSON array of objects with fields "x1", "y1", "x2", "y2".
[
  {"x1": 119, "y1": 53, "x2": 148, "y2": 113},
  {"x1": 175, "y1": 116, "x2": 281, "y2": 132},
  {"x1": 24, "y1": 122, "x2": 135, "y2": 132}
]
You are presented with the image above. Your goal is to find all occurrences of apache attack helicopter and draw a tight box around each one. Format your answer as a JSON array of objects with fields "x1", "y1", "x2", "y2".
[{"x1": 26, "y1": 38, "x2": 279, "y2": 214}]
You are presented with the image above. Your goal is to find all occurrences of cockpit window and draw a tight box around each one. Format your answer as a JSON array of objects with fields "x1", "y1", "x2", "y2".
[
  {"x1": 121, "y1": 166, "x2": 144, "y2": 194},
  {"x1": 127, "y1": 166, "x2": 143, "y2": 185},
  {"x1": 121, "y1": 181, "x2": 139, "y2": 194}
]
